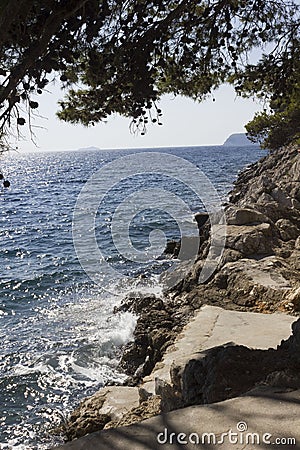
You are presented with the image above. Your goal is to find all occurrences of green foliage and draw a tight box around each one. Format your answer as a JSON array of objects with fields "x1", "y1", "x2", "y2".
[
  {"x1": 246, "y1": 88, "x2": 300, "y2": 150},
  {"x1": 57, "y1": 0, "x2": 300, "y2": 135},
  {"x1": 232, "y1": 39, "x2": 300, "y2": 149},
  {"x1": 0, "y1": 0, "x2": 298, "y2": 145}
]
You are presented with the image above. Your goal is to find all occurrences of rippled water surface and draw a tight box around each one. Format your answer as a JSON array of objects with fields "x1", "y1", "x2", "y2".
[{"x1": 0, "y1": 145, "x2": 265, "y2": 448}]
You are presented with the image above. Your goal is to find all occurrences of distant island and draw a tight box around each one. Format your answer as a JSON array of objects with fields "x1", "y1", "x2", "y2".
[
  {"x1": 77, "y1": 146, "x2": 101, "y2": 152},
  {"x1": 223, "y1": 133, "x2": 258, "y2": 147}
]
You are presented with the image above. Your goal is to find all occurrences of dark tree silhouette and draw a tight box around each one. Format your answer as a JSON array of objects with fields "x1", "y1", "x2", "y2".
[{"x1": 0, "y1": 0, "x2": 299, "y2": 147}]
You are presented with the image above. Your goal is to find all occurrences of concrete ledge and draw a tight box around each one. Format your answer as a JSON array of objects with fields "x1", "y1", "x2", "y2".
[{"x1": 141, "y1": 305, "x2": 296, "y2": 395}]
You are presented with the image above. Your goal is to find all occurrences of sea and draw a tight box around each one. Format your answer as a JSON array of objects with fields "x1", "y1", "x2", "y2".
[{"x1": 0, "y1": 145, "x2": 264, "y2": 449}]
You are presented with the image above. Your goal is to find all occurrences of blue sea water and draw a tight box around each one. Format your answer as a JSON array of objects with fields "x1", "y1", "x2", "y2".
[{"x1": 0, "y1": 145, "x2": 265, "y2": 449}]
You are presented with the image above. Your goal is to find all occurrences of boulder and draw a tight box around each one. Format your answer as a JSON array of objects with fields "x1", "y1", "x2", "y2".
[
  {"x1": 275, "y1": 218, "x2": 299, "y2": 241},
  {"x1": 226, "y1": 206, "x2": 270, "y2": 225},
  {"x1": 218, "y1": 256, "x2": 295, "y2": 309},
  {"x1": 220, "y1": 248, "x2": 243, "y2": 264},
  {"x1": 194, "y1": 212, "x2": 209, "y2": 229},
  {"x1": 216, "y1": 223, "x2": 275, "y2": 255},
  {"x1": 271, "y1": 187, "x2": 293, "y2": 209},
  {"x1": 283, "y1": 286, "x2": 300, "y2": 311},
  {"x1": 64, "y1": 387, "x2": 140, "y2": 440}
]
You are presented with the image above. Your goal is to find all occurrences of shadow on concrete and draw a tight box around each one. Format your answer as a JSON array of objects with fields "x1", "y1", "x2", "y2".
[{"x1": 53, "y1": 387, "x2": 300, "y2": 450}]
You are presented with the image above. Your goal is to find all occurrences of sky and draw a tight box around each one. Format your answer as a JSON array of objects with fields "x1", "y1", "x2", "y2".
[{"x1": 18, "y1": 82, "x2": 263, "y2": 152}]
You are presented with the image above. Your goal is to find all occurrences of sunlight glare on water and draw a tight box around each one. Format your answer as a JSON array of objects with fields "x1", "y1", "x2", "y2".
[{"x1": 0, "y1": 145, "x2": 264, "y2": 448}]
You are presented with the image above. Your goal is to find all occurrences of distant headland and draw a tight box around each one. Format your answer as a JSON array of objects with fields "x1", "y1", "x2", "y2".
[{"x1": 223, "y1": 133, "x2": 258, "y2": 146}]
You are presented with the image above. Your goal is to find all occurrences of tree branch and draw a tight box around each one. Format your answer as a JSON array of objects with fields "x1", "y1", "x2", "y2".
[{"x1": 0, "y1": 0, "x2": 89, "y2": 106}]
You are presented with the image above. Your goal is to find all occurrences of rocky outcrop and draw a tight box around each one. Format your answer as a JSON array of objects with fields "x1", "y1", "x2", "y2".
[
  {"x1": 60, "y1": 144, "x2": 300, "y2": 444},
  {"x1": 113, "y1": 293, "x2": 193, "y2": 379},
  {"x1": 228, "y1": 145, "x2": 300, "y2": 226},
  {"x1": 168, "y1": 145, "x2": 300, "y2": 314}
]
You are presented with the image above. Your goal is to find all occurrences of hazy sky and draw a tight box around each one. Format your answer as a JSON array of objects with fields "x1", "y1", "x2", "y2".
[{"x1": 18, "y1": 82, "x2": 263, "y2": 152}]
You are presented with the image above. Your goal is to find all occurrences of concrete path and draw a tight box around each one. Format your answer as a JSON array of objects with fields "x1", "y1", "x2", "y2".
[{"x1": 54, "y1": 386, "x2": 300, "y2": 449}]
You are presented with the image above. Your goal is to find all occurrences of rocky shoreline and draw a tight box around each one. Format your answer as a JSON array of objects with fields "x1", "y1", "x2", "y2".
[{"x1": 58, "y1": 144, "x2": 300, "y2": 443}]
